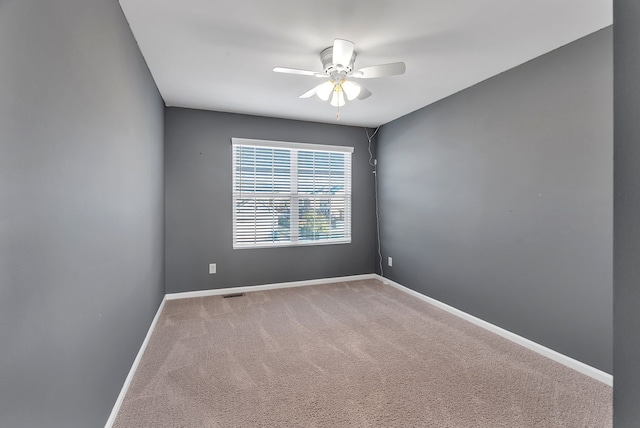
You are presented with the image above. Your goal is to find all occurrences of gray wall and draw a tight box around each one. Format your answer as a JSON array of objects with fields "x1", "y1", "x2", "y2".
[
  {"x1": 613, "y1": 1, "x2": 640, "y2": 425},
  {"x1": 0, "y1": 0, "x2": 165, "y2": 427},
  {"x1": 165, "y1": 108, "x2": 376, "y2": 293},
  {"x1": 377, "y1": 28, "x2": 612, "y2": 373}
]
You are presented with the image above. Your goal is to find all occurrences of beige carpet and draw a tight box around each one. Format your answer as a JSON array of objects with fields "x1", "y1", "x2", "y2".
[{"x1": 113, "y1": 279, "x2": 611, "y2": 427}]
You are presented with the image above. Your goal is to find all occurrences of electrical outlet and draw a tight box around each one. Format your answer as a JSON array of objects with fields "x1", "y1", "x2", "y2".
[
  {"x1": 209, "y1": 263, "x2": 217, "y2": 274},
  {"x1": 388, "y1": 257, "x2": 393, "y2": 267}
]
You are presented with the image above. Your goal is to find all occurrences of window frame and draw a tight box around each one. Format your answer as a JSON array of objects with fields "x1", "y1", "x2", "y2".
[{"x1": 231, "y1": 138, "x2": 354, "y2": 249}]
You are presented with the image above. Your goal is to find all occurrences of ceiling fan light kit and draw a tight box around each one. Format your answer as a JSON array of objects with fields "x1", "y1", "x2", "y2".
[{"x1": 274, "y1": 39, "x2": 406, "y2": 119}]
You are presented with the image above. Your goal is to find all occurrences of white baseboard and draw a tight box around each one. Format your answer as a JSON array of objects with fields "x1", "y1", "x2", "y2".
[
  {"x1": 377, "y1": 275, "x2": 613, "y2": 387},
  {"x1": 164, "y1": 273, "x2": 378, "y2": 300},
  {"x1": 104, "y1": 297, "x2": 167, "y2": 428}
]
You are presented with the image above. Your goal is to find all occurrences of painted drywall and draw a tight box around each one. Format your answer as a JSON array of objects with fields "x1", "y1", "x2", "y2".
[
  {"x1": 377, "y1": 28, "x2": 612, "y2": 373},
  {"x1": 164, "y1": 108, "x2": 376, "y2": 293},
  {"x1": 0, "y1": 1, "x2": 164, "y2": 427},
  {"x1": 613, "y1": 1, "x2": 640, "y2": 424}
]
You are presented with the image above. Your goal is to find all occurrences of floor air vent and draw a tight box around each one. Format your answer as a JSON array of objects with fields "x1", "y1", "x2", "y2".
[{"x1": 222, "y1": 293, "x2": 245, "y2": 299}]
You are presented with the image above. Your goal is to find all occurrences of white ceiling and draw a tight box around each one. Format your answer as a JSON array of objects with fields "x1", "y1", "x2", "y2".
[{"x1": 119, "y1": 0, "x2": 611, "y2": 128}]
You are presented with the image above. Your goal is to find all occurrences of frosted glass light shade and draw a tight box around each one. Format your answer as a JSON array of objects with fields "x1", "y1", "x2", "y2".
[
  {"x1": 315, "y1": 81, "x2": 335, "y2": 101},
  {"x1": 330, "y1": 90, "x2": 346, "y2": 107},
  {"x1": 342, "y1": 80, "x2": 361, "y2": 101}
]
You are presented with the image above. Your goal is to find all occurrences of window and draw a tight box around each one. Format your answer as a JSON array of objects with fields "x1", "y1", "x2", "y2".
[{"x1": 232, "y1": 138, "x2": 353, "y2": 249}]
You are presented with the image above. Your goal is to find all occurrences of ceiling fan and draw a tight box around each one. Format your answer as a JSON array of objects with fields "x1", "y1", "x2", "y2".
[{"x1": 273, "y1": 39, "x2": 406, "y2": 111}]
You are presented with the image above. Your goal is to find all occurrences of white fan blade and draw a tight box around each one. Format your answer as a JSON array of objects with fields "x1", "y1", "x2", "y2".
[
  {"x1": 273, "y1": 67, "x2": 319, "y2": 76},
  {"x1": 356, "y1": 83, "x2": 372, "y2": 100},
  {"x1": 299, "y1": 87, "x2": 316, "y2": 98},
  {"x1": 351, "y1": 62, "x2": 406, "y2": 78},
  {"x1": 332, "y1": 39, "x2": 355, "y2": 67}
]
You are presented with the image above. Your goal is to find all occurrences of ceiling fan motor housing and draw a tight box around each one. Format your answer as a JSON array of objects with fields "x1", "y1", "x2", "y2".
[{"x1": 320, "y1": 46, "x2": 356, "y2": 75}]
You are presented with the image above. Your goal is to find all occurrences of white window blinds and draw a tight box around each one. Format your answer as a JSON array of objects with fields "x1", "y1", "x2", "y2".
[{"x1": 232, "y1": 138, "x2": 353, "y2": 249}]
